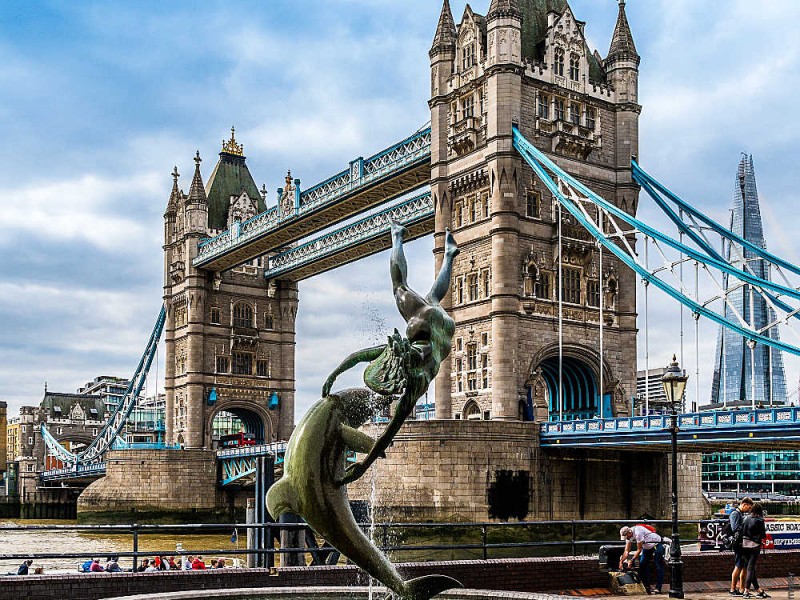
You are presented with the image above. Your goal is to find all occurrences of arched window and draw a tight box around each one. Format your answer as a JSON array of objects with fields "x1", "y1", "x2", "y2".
[
  {"x1": 569, "y1": 54, "x2": 580, "y2": 81},
  {"x1": 554, "y1": 48, "x2": 565, "y2": 77},
  {"x1": 464, "y1": 401, "x2": 482, "y2": 420},
  {"x1": 233, "y1": 303, "x2": 254, "y2": 328}
]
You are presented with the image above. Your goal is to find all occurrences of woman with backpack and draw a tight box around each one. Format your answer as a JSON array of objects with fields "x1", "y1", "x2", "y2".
[{"x1": 740, "y1": 503, "x2": 770, "y2": 598}]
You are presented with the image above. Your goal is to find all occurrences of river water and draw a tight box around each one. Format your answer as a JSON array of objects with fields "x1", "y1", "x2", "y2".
[{"x1": 0, "y1": 519, "x2": 245, "y2": 574}]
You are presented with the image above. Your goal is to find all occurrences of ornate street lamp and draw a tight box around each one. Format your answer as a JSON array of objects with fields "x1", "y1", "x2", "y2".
[{"x1": 662, "y1": 355, "x2": 688, "y2": 599}]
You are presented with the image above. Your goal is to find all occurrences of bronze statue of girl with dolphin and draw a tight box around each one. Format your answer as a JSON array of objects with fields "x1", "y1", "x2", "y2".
[{"x1": 267, "y1": 220, "x2": 461, "y2": 600}]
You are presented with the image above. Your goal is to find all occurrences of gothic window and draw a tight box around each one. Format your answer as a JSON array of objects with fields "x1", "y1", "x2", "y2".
[
  {"x1": 569, "y1": 54, "x2": 580, "y2": 81},
  {"x1": 455, "y1": 357, "x2": 462, "y2": 373},
  {"x1": 467, "y1": 344, "x2": 478, "y2": 370},
  {"x1": 479, "y1": 90, "x2": 485, "y2": 116},
  {"x1": 538, "y1": 94, "x2": 550, "y2": 119},
  {"x1": 233, "y1": 352, "x2": 253, "y2": 375},
  {"x1": 481, "y1": 332, "x2": 489, "y2": 347},
  {"x1": 462, "y1": 42, "x2": 476, "y2": 71},
  {"x1": 456, "y1": 337, "x2": 463, "y2": 352},
  {"x1": 210, "y1": 307, "x2": 221, "y2": 325},
  {"x1": 462, "y1": 94, "x2": 475, "y2": 119},
  {"x1": 526, "y1": 190, "x2": 541, "y2": 218},
  {"x1": 467, "y1": 371, "x2": 478, "y2": 392},
  {"x1": 535, "y1": 272, "x2": 551, "y2": 300},
  {"x1": 265, "y1": 313, "x2": 275, "y2": 330},
  {"x1": 455, "y1": 203, "x2": 463, "y2": 227},
  {"x1": 457, "y1": 375, "x2": 463, "y2": 393},
  {"x1": 554, "y1": 47, "x2": 565, "y2": 76},
  {"x1": 470, "y1": 197, "x2": 478, "y2": 222},
  {"x1": 482, "y1": 269, "x2": 491, "y2": 297},
  {"x1": 216, "y1": 356, "x2": 229, "y2": 373},
  {"x1": 233, "y1": 303, "x2": 254, "y2": 328},
  {"x1": 482, "y1": 193, "x2": 490, "y2": 218},
  {"x1": 257, "y1": 359, "x2": 269, "y2": 377},
  {"x1": 587, "y1": 280, "x2": 601, "y2": 307},
  {"x1": 481, "y1": 354, "x2": 489, "y2": 388},
  {"x1": 570, "y1": 102, "x2": 581, "y2": 125},
  {"x1": 554, "y1": 98, "x2": 565, "y2": 121},
  {"x1": 561, "y1": 267, "x2": 582, "y2": 304},
  {"x1": 464, "y1": 401, "x2": 481, "y2": 419},
  {"x1": 456, "y1": 277, "x2": 464, "y2": 304},
  {"x1": 451, "y1": 101, "x2": 458, "y2": 122},
  {"x1": 587, "y1": 107, "x2": 597, "y2": 130},
  {"x1": 468, "y1": 274, "x2": 479, "y2": 301}
]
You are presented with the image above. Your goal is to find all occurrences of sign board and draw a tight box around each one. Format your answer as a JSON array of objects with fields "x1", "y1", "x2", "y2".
[{"x1": 700, "y1": 519, "x2": 800, "y2": 550}]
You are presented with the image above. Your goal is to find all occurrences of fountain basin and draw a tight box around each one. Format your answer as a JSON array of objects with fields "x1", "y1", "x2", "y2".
[{"x1": 107, "y1": 587, "x2": 572, "y2": 599}]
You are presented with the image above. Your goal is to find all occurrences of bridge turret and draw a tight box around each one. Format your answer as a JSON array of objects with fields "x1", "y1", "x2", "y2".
[{"x1": 185, "y1": 151, "x2": 209, "y2": 238}]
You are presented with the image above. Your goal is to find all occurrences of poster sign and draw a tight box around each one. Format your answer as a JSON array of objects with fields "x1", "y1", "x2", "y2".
[{"x1": 699, "y1": 519, "x2": 798, "y2": 550}]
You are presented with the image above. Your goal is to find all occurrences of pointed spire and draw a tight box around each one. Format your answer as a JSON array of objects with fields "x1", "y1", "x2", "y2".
[
  {"x1": 430, "y1": 0, "x2": 456, "y2": 56},
  {"x1": 487, "y1": 0, "x2": 521, "y2": 22},
  {"x1": 165, "y1": 166, "x2": 180, "y2": 215},
  {"x1": 188, "y1": 151, "x2": 207, "y2": 203},
  {"x1": 608, "y1": 0, "x2": 639, "y2": 63}
]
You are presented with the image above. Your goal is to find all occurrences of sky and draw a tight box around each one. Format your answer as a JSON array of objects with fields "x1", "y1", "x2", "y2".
[{"x1": 2, "y1": 0, "x2": 800, "y2": 422}]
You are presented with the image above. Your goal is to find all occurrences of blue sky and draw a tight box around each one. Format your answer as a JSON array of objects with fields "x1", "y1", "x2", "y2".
[{"x1": 2, "y1": 0, "x2": 800, "y2": 420}]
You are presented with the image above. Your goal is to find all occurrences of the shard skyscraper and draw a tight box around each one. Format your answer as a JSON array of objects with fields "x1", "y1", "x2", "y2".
[{"x1": 710, "y1": 155, "x2": 788, "y2": 405}]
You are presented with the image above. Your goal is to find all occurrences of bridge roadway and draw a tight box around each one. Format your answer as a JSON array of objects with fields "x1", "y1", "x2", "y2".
[
  {"x1": 193, "y1": 127, "x2": 432, "y2": 273},
  {"x1": 539, "y1": 406, "x2": 800, "y2": 451}
]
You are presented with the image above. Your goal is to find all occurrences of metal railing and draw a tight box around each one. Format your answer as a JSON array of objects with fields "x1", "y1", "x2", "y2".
[{"x1": 0, "y1": 518, "x2": 724, "y2": 574}]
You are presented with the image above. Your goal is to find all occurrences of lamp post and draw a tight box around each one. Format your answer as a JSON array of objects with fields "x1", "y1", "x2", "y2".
[{"x1": 662, "y1": 355, "x2": 688, "y2": 599}]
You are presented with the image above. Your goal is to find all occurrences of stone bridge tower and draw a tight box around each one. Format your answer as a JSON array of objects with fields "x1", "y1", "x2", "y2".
[
  {"x1": 430, "y1": 0, "x2": 640, "y2": 423},
  {"x1": 163, "y1": 130, "x2": 297, "y2": 448}
]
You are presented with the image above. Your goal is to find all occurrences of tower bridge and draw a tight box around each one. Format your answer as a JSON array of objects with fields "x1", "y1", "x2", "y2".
[{"x1": 34, "y1": 0, "x2": 800, "y2": 523}]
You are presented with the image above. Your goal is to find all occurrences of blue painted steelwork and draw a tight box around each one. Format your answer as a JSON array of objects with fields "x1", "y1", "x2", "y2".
[
  {"x1": 40, "y1": 462, "x2": 107, "y2": 482},
  {"x1": 217, "y1": 442, "x2": 286, "y2": 486},
  {"x1": 41, "y1": 306, "x2": 167, "y2": 474},
  {"x1": 265, "y1": 190, "x2": 433, "y2": 279},
  {"x1": 539, "y1": 407, "x2": 800, "y2": 449},
  {"x1": 512, "y1": 126, "x2": 800, "y2": 357},
  {"x1": 194, "y1": 127, "x2": 432, "y2": 267}
]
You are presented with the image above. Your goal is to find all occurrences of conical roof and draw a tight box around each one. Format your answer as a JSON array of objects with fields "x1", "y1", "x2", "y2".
[
  {"x1": 607, "y1": 0, "x2": 639, "y2": 62},
  {"x1": 430, "y1": 0, "x2": 456, "y2": 55},
  {"x1": 488, "y1": 0, "x2": 521, "y2": 20},
  {"x1": 188, "y1": 151, "x2": 207, "y2": 203},
  {"x1": 165, "y1": 166, "x2": 180, "y2": 216}
]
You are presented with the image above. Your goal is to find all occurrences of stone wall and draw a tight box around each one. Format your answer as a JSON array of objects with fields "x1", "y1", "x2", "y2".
[
  {"x1": 77, "y1": 449, "x2": 226, "y2": 522},
  {"x1": 349, "y1": 420, "x2": 707, "y2": 522}
]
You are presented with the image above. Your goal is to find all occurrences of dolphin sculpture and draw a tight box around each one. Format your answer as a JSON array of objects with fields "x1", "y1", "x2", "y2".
[{"x1": 266, "y1": 387, "x2": 461, "y2": 600}]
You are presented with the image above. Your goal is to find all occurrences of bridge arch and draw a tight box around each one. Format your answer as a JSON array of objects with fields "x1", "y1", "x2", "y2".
[
  {"x1": 205, "y1": 400, "x2": 273, "y2": 447},
  {"x1": 524, "y1": 344, "x2": 615, "y2": 421}
]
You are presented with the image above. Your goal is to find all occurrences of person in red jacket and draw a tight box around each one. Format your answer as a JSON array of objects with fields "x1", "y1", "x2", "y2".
[
  {"x1": 191, "y1": 555, "x2": 206, "y2": 570},
  {"x1": 89, "y1": 559, "x2": 105, "y2": 572}
]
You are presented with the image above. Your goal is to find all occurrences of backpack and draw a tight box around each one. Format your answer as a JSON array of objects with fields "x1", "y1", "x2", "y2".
[
  {"x1": 720, "y1": 511, "x2": 745, "y2": 550},
  {"x1": 636, "y1": 523, "x2": 656, "y2": 533}
]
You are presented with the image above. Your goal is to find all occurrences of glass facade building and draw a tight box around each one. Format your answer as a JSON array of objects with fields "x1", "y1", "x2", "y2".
[
  {"x1": 703, "y1": 450, "x2": 800, "y2": 497},
  {"x1": 710, "y1": 155, "x2": 787, "y2": 405}
]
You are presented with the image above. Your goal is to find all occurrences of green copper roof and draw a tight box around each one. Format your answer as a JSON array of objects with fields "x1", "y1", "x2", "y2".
[
  {"x1": 205, "y1": 152, "x2": 265, "y2": 231},
  {"x1": 41, "y1": 392, "x2": 106, "y2": 417}
]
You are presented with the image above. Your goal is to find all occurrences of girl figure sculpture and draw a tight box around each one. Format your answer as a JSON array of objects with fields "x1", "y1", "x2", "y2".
[{"x1": 322, "y1": 220, "x2": 459, "y2": 484}]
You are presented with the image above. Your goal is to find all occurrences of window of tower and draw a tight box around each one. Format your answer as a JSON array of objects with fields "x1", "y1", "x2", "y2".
[
  {"x1": 554, "y1": 98, "x2": 565, "y2": 121},
  {"x1": 481, "y1": 354, "x2": 489, "y2": 388},
  {"x1": 538, "y1": 94, "x2": 550, "y2": 119},
  {"x1": 561, "y1": 267, "x2": 582, "y2": 304},
  {"x1": 570, "y1": 102, "x2": 581, "y2": 126},
  {"x1": 233, "y1": 303, "x2": 254, "y2": 328},
  {"x1": 265, "y1": 313, "x2": 275, "y2": 330},
  {"x1": 554, "y1": 48, "x2": 565, "y2": 76},
  {"x1": 257, "y1": 359, "x2": 270, "y2": 377},
  {"x1": 468, "y1": 274, "x2": 479, "y2": 301},
  {"x1": 587, "y1": 279, "x2": 601, "y2": 308},
  {"x1": 526, "y1": 190, "x2": 541, "y2": 218},
  {"x1": 481, "y1": 332, "x2": 489, "y2": 347},
  {"x1": 482, "y1": 269, "x2": 491, "y2": 297},
  {"x1": 455, "y1": 203, "x2": 463, "y2": 228},
  {"x1": 470, "y1": 196, "x2": 478, "y2": 222},
  {"x1": 464, "y1": 401, "x2": 481, "y2": 419},
  {"x1": 482, "y1": 193, "x2": 490, "y2": 218},
  {"x1": 587, "y1": 107, "x2": 597, "y2": 130},
  {"x1": 216, "y1": 356, "x2": 229, "y2": 373},
  {"x1": 462, "y1": 94, "x2": 475, "y2": 119},
  {"x1": 211, "y1": 307, "x2": 221, "y2": 325},
  {"x1": 456, "y1": 337, "x2": 463, "y2": 352},
  {"x1": 233, "y1": 352, "x2": 253, "y2": 375},
  {"x1": 462, "y1": 43, "x2": 476, "y2": 71},
  {"x1": 569, "y1": 54, "x2": 580, "y2": 81},
  {"x1": 535, "y1": 272, "x2": 551, "y2": 300},
  {"x1": 456, "y1": 277, "x2": 465, "y2": 304}
]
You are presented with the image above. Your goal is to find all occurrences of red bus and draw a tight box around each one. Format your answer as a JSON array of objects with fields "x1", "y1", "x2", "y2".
[{"x1": 220, "y1": 432, "x2": 257, "y2": 448}]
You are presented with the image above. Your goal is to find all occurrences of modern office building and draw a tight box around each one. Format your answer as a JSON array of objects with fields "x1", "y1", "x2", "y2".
[{"x1": 78, "y1": 375, "x2": 132, "y2": 414}]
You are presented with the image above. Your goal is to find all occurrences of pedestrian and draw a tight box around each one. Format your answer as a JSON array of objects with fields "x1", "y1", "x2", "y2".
[
  {"x1": 209, "y1": 558, "x2": 218, "y2": 569},
  {"x1": 105, "y1": 557, "x2": 122, "y2": 573},
  {"x1": 158, "y1": 556, "x2": 170, "y2": 570},
  {"x1": 144, "y1": 559, "x2": 159, "y2": 572},
  {"x1": 16, "y1": 559, "x2": 33, "y2": 575},
  {"x1": 182, "y1": 555, "x2": 193, "y2": 570},
  {"x1": 192, "y1": 555, "x2": 206, "y2": 570},
  {"x1": 89, "y1": 558, "x2": 105, "y2": 572},
  {"x1": 33, "y1": 567, "x2": 44, "y2": 575},
  {"x1": 729, "y1": 497, "x2": 754, "y2": 596},
  {"x1": 214, "y1": 558, "x2": 226, "y2": 569},
  {"x1": 80, "y1": 558, "x2": 94, "y2": 573},
  {"x1": 168, "y1": 556, "x2": 178, "y2": 570},
  {"x1": 619, "y1": 524, "x2": 666, "y2": 594},
  {"x1": 136, "y1": 558, "x2": 149, "y2": 572},
  {"x1": 741, "y1": 503, "x2": 770, "y2": 598}
]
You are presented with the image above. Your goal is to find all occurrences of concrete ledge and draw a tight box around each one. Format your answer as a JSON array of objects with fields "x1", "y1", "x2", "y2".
[{"x1": 2, "y1": 551, "x2": 799, "y2": 600}]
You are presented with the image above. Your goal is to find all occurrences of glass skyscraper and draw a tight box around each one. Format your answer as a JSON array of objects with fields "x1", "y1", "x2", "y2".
[{"x1": 710, "y1": 155, "x2": 787, "y2": 405}]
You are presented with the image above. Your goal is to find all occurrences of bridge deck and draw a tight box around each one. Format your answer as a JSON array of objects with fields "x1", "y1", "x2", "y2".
[
  {"x1": 539, "y1": 407, "x2": 800, "y2": 452},
  {"x1": 194, "y1": 129, "x2": 432, "y2": 272}
]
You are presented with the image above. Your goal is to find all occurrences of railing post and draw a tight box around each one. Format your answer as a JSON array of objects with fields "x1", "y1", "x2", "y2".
[
  {"x1": 382, "y1": 524, "x2": 389, "y2": 553},
  {"x1": 482, "y1": 525, "x2": 488, "y2": 561},
  {"x1": 132, "y1": 523, "x2": 139, "y2": 573},
  {"x1": 571, "y1": 521, "x2": 577, "y2": 556}
]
